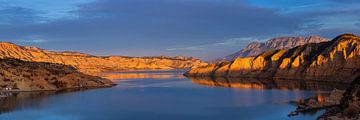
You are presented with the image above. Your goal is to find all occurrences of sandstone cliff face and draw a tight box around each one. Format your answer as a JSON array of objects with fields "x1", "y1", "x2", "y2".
[
  {"x1": 186, "y1": 34, "x2": 360, "y2": 83},
  {"x1": 0, "y1": 58, "x2": 113, "y2": 91},
  {"x1": 215, "y1": 35, "x2": 328, "y2": 62},
  {"x1": 0, "y1": 43, "x2": 208, "y2": 74}
]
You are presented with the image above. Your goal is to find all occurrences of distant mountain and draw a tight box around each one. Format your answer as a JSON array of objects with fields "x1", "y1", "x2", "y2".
[
  {"x1": 186, "y1": 33, "x2": 360, "y2": 83},
  {"x1": 215, "y1": 35, "x2": 329, "y2": 62},
  {"x1": 0, "y1": 42, "x2": 208, "y2": 74}
]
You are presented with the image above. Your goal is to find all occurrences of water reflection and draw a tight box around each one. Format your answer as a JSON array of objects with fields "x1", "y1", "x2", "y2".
[
  {"x1": 0, "y1": 71, "x2": 348, "y2": 120},
  {"x1": 189, "y1": 77, "x2": 350, "y2": 91},
  {"x1": 97, "y1": 70, "x2": 186, "y2": 80},
  {"x1": 0, "y1": 91, "x2": 54, "y2": 115},
  {"x1": 0, "y1": 89, "x2": 88, "y2": 115}
]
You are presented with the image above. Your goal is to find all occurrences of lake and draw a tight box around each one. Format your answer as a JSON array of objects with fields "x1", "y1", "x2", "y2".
[{"x1": 0, "y1": 70, "x2": 349, "y2": 120}]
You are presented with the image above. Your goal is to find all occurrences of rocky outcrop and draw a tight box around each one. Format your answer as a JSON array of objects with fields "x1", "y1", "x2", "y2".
[
  {"x1": 319, "y1": 74, "x2": 360, "y2": 119},
  {"x1": 186, "y1": 34, "x2": 360, "y2": 83},
  {"x1": 215, "y1": 35, "x2": 328, "y2": 62},
  {"x1": 289, "y1": 90, "x2": 345, "y2": 117},
  {"x1": 0, "y1": 42, "x2": 208, "y2": 74},
  {"x1": 0, "y1": 58, "x2": 114, "y2": 91}
]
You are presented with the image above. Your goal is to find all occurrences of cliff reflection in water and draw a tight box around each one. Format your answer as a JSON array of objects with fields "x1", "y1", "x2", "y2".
[
  {"x1": 0, "y1": 90, "x2": 85, "y2": 115},
  {"x1": 189, "y1": 77, "x2": 350, "y2": 91},
  {"x1": 0, "y1": 92, "x2": 54, "y2": 115},
  {"x1": 98, "y1": 70, "x2": 186, "y2": 80}
]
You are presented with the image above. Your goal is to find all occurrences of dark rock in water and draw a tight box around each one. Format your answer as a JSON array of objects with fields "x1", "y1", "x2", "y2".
[
  {"x1": 288, "y1": 90, "x2": 344, "y2": 117},
  {"x1": 319, "y1": 75, "x2": 360, "y2": 119}
]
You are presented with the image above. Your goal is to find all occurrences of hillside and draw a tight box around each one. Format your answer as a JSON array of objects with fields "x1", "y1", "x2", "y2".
[
  {"x1": 186, "y1": 33, "x2": 360, "y2": 83},
  {"x1": 215, "y1": 35, "x2": 328, "y2": 62},
  {"x1": 0, "y1": 43, "x2": 208, "y2": 74},
  {"x1": 0, "y1": 58, "x2": 113, "y2": 91}
]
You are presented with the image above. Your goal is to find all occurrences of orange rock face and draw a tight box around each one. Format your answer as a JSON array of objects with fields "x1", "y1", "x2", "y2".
[
  {"x1": 0, "y1": 43, "x2": 208, "y2": 74},
  {"x1": 185, "y1": 34, "x2": 360, "y2": 83}
]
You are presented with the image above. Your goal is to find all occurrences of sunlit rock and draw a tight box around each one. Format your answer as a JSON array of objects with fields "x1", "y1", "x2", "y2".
[
  {"x1": 0, "y1": 43, "x2": 208, "y2": 74},
  {"x1": 214, "y1": 35, "x2": 329, "y2": 62},
  {"x1": 186, "y1": 33, "x2": 360, "y2": 83}
]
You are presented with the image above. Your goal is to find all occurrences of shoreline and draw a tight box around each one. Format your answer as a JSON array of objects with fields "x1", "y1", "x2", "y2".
[
  {"x1": 288, "y1": 90, "x2": 344, "y2": 118},
  {"x1": 0, "y1": 84, "x2": 116, "y2": 96}
]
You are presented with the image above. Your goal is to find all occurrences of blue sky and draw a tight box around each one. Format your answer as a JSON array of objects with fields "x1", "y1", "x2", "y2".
[{"x1": 0, "y1": 0, "x2": 359, "y2": 60}]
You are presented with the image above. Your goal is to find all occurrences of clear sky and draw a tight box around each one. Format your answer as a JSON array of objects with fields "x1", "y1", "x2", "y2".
[{"x1": 0, "y1": 0, "x2": 359, "y2": 60}]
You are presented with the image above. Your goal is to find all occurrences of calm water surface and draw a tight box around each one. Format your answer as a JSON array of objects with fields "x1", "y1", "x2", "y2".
[{"x1": 0, "y1": 70, "x2": 349, "y2": 120}]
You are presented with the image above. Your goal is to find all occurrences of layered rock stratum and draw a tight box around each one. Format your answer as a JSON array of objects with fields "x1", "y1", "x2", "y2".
[
  {"x1": 215, "y1": 35, "x2": 328, "y2": 62},
  {"x1": 0, "y1": 42, "x2": 208, "y2": 74},
  {"x1": 185, "y1": 33, "x2": 360, "y2": 83},
  {"x1": 0, "y1": 58, "x2": 113, "y2": 91}
]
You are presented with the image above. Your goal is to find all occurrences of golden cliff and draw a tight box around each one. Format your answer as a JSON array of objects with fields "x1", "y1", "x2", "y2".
[
  {"x1": 0, "y1": 58, "x2": 114, "y2": 91},
  {"x1": 185, "y1": 33, "x2": 360, "y2": 83},
  {"x1": 0, "y1": 43, "x2": 208, "y2": 74}
]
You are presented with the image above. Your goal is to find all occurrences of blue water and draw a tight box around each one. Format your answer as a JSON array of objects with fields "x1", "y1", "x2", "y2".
[{"x1": 0, "y1": 70, "x2": 334, "y2": 120}]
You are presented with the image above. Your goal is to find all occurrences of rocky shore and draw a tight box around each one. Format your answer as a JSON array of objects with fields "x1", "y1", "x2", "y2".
[
  {"x1": 289, "y1": 90, "x2": 344, "y2": 117},
  {"x1": 0, "y1": 58, "x2": 114, "y2": 91},
  {"x1": 288, "y1": 75, "x2": 360, "y2": 120},
  {"x1": 318, "y1": 75, "x2": 360, "y2": 119}
]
